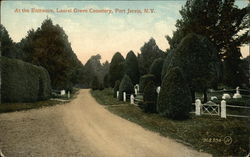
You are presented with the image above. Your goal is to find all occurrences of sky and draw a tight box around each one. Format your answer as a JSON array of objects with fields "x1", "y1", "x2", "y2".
[{"x1": 1, "y1": 0, "x2": 249, "y2": 64}]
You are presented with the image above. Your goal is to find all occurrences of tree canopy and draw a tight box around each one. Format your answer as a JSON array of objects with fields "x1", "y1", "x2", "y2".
[
  {"x1": 166, "y1": 0, "x2": 249, "y2": 87},
  {"x1": 163, "y1": 33, "x2": 220, "y2": 102},
  {"x1": 18, "y1": 19, "x2": 83, "y2": 90},
  {"x1": 138, "y1": 38, "x2": 166, "y2": 75}
]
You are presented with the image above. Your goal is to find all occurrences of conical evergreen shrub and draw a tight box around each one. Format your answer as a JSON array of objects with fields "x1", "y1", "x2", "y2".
[
  {"x1": 157, "y1": 67, "x2": 192, "y2": 120},
  {"x1": 118, "y1": 75, "x2": 134, "y2": 101}
]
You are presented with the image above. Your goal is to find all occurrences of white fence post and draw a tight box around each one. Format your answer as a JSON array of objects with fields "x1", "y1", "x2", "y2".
[
  {"x1": 221, "y1": 100, "x2": 227, "y2": 118},
  {"x1": 123, "y1": 92, "x2": 126, "y2": 102},
  {"x1": 130, "y1": 94, "x2": 134, "y2": 104},
  {"x1": 195, "y1": 99, "x2": 201, "y2": 116},
  {"x1": 67, "y1": 91, "x2": 70, "y2": 99},
  {"x1": 116, "y1": 91, "x2": 119, "y2": 99}
]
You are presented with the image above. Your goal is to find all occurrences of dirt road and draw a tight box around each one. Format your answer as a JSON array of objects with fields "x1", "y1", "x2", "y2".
[{"x1": 0, "y1": 89, "x2": 211, "y2": 157}]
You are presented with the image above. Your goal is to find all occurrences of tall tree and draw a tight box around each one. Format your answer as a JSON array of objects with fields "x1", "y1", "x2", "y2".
[
  {"x1": 166, "y1": 0, "x2": 249, "y2": 87},
  {"x1": 163, "y1": 33, "x2": 220, "y2": 102},
  {"x1": 138, "y1": 38, "x2": 166, "y2": 75},
  {"x1": 0, "y1": 24, "x2": 19, "y2": 58},
  {"x1": 18, "y1": 18, "x2": 82, "y2": 90},
  {"x1": 125, "y1": 50, "x2": 140, "y2": 85},
  {"x1": 108, "y1": 52, "x2": 125, "y2": 87}
]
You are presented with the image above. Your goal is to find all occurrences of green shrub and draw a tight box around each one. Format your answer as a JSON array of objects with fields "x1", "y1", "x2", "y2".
[
  {"x1": 139, "y1": 74, "x2": 155, "y2": 93},
  {"x1": 1, "y1": 57, "x2": 51, "y2": 103},
  {"x1": 113, "y1": 80, "x2": 120, "y2": 98},
  {"x1": 157, "y1": 67, "x2": 192, "y2": 120},
  {"x1": 118, "y1": 75, "x2": 134, "y2": 101},
  {"x1": 143, "y1": 81, "x2": 157, "y2": 113},
  {"x1": 149, "y1": 58, "x2": 164, "y2": 86}
]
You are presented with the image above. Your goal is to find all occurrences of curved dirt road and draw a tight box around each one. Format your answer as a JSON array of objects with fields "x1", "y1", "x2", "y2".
[{"x1": 0, "y1": 89, "x2": 211, "y2": 157}]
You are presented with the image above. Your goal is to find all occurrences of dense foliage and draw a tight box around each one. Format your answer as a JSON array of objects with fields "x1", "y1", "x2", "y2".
[
  {"x1": 0, "y1": 25, "x2": 20, "y2": 58},
  {"x1": 91, "y1": 75, "x2": 100, "y2": 90},
  {"x1": 149, "y1": 58, "x2": 164, "y2": 86},
  {"x1": 125, "y1": 51, "x2": 140, "y2": 85},
  {"x1": 109, "y1": 52, "x2": 125, "y2": 87},
  {"x1": 166, "y1": 0, "x2": 249, "y2": 87},
  {"x1": 162, "y1": 33, "x2": 220, "y2": 102},
  {"x1": 1, "y1": 57, "x2": 51, "y2": 103},
  {"x1": 143, "y1": 81, "x2": 157, "y2": 113},
  {"x1": 157, "y1": 67, "x2": 192, "y2": 120},
  {"x1": 17, "y1": 19, "x2": 83, "y2": 90},
  {"x1": 84, "y1": 54, "x2": 110, "y2": 88},
  {"x1": 118, "y1": 75, "x2": 134, "y2": 101},
  {"x1": 139, "y1": 74, "x2": 155, "y2": 93},
  {"x1": 138, "y1": 38, "x2": 165, "y2": 75}
]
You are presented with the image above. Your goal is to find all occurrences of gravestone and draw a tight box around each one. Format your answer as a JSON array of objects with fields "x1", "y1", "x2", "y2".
[
  {"x1": 60, "y1": 90, "x2": 65, "y2": 95},
  {"x1": 233, "y1": 86, "x2": 242, "y2": 99}
]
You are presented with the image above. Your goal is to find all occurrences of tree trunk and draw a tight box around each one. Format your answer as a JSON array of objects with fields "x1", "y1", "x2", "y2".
[{"x1": 203, "y1": 88, "x2": 208, "y2": 103}]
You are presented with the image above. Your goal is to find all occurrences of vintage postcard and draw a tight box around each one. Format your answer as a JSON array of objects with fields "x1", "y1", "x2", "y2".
[{"x1": 0, "y1": 0, "x2": 249, "y2": 157}]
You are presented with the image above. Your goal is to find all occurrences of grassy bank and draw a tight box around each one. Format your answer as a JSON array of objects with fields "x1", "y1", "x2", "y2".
[
  {"x1": 91, "y1": 88, "x2": 250, "y2": 156},
  {"x1": 90, "y1": 88, "x2": 129, "y2": 105},
  {"x1": 0, "y1": 88, "x2": 79, "y2": 113}
]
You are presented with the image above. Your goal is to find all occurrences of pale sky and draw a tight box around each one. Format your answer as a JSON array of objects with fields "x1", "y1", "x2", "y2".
[{"x1": 1, "y1": 0, "x2": 249, "y2": 64}]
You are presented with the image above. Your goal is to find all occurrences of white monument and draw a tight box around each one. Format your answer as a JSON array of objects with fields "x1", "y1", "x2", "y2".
[
  {"x1": 222, "y1": 93, "x2": 231, "y2": 99},
  {"x1": 233, "y1": 86, "x2": 242, "y2": 99},
  {"x1": 60, "y1": 90, "x2": 66, "y2": 95},
  {"x1": 156, "y1": 86, "x2": 161, "y2": 94}
]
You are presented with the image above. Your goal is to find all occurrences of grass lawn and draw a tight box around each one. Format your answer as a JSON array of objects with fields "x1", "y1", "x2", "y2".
[
  {"x1": 91, "y1": 88, "x2": 250, "y2": 156},
  {"x1": 0, "y1": 88, "x2": 80, "y2": 113},
  {"x1": 90, "y1": 88, "x2": 129, "y2": 105}
]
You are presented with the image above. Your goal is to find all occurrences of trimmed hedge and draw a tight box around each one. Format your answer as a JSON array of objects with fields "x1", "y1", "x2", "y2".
[
  {"x1": 118, "y1": 75, "x2": 134, "y2": 101},
  {"x1": 157, "y1": 67, "x2": 192, "y2": 120},
  {"x1": 139, "y1": 74, "x2": 155, "y2": 93},
  {"x1": 143, "y1": 81, "x2": 157, "y2": 113},
  {"x1": 1, "y1": 57, "x2": 51, "y2": 103}
]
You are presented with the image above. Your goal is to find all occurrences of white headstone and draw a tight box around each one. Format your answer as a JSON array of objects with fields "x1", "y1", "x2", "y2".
[
  {"x1": 67, "y1": 91, "x2": 70, "y2": 99},
  {"x1": 222, "y1": 93, "x2": 231, "y2": 99},
  {"x1": 61, "y1": 90, "x2": 66, "y2": 95},
  {"x1": 116, "y1": 91, "x2": 119, "y2": 99},
  {"x1": 130, "y1": 95, "x2": 134, "y2": 104},
  {"x1": 211, "y1": 96, "x2": 218, "y2": 100},
  {"x1": 134, "y1": 88, "x2": 138, "y2": 95},
  {"x1": 156, "y1": 86, "x2": 161, "y2": 94}
]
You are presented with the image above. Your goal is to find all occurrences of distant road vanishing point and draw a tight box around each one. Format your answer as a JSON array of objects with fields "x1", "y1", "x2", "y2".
[{"x1": 0, "y1": 89, "x2": 211, "y2": 157}]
